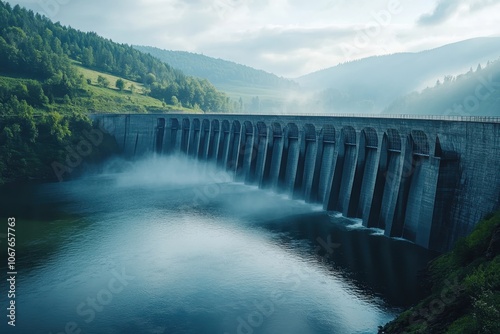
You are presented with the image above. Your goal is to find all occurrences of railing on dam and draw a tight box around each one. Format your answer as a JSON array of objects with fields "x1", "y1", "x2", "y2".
[
  {"x1": 84, "y1": 112, "x2": 500, "y2": 123},
  {"x1": 204, "y1": 112, "x2": 500, "y2": 123},
  {"x1": 3, "y1": 111, "x2": 498, "y2": 123},
  {"x1": 94, "y1": 113, "x2": 500, "y2": 253}
]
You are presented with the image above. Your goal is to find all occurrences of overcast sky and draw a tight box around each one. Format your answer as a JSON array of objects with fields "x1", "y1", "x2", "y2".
[{"x1": 8, "y1": 0, "x2": 500, "y2": 77}]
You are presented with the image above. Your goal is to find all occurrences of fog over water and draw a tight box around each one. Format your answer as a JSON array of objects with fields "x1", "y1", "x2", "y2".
[{"x1": 0, "y1": 156, "x2": 438, "y2": 334}]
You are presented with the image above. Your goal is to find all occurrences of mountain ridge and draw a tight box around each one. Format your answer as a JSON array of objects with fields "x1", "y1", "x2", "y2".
[
  {"x1": 296, "y1": 36, "x2": 500, "y2": 113},
  {"x1": 135, "y1": 38, "x2": 500, "y2": 114},
  {"x1": 298, "y1": 36, "x2": 500, "y2": 82},
  {"x1": 133, "y1": 45, "x2": 300, "y2": 112},
  {"x1": 133, "y1": 45, "x2": 298, "y2": 90}
]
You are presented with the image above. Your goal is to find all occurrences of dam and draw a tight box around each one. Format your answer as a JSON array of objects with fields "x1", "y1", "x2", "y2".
[{"x1": 92, "y1": 113, "x2": 500, "y2": 252}]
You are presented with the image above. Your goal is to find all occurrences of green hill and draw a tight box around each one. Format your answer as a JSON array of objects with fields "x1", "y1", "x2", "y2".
[
  {"x1": 134, "y1": 46, "x2": 297, "y2": 89},
  {"x1": 72, "y1": 64, "x2": 194, "y2": 114},
  {"x1": 0, "y1": 1, "x2": 230, "y2": 113}
]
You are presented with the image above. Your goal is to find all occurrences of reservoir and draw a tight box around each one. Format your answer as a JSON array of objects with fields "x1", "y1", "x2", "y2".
[{"x1": 0, "y1": 155, "x2": 437, "y2": 334}]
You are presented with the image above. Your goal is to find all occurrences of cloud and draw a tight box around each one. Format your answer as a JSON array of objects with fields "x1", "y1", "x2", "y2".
[
  {"x1": 417, "y1": 0, "x2": 461, "y2": 26},
  {"x1": 469, "y1": 0, "x2": 500, "y2": 11},
  {"x1": 6, "y1": 0, "x2": 500, "y2": 77},
  {"x1": 417, "y1": 0, "x2": 500, "y2": 26},
  {"x1": 197, "y1": 25, "x2": 359, "y2": 77}
]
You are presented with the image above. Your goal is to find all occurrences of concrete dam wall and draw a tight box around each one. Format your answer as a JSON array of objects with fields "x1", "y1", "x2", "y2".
[{"x1": 92, "y1": 113, "x2": 500, "y2": 252}]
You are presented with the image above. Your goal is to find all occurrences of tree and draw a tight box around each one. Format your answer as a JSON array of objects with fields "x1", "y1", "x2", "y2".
[
  {"x1": 63, "y1": 94, "x2": 71, "y2": 105},
  {"x1": 144, "y1": 73, "x2": 156, "y2": 86},
  {"x1": 115, "y1": 78, "x2": 125, "y2": 91},
  {"x1": 27, "y1": 81, "x2": 49, "y2": 106},
  {"x1": 82, "y1": 46, "x2": 94, "y2": 67},
  {"x1": 170, "y1": 95, "x2": 179, "y2": 106},
  {"x1": 13, "y1": 83, "x2": 28, "y2": 100},
  {"x1": 97, "y1": 75, "x2": 110, "y2": 88},
  {"x1": 129, "y1": 84, "x2": 136, "y2": 94}
]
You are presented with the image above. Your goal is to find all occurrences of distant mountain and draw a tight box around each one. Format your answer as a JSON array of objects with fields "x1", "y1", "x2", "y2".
[
  {"x1": 384, "y1": 58, "x2": 500, "y2": 116},
  {"x1": 297, "y1": 37, "x2": 500, "y2": 113},
  {"x1": 134, "y1": 46, "x2": 299, "y2": 112},
  {"x1": 135, "y1": 38, "x2": 500, "y2": 114},
  {"x1": 134, "y1": 46, "x2": 297, "y2": 90}
]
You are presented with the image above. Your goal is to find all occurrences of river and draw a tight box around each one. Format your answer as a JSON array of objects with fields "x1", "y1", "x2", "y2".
[{"x1": 0, "y1": 155, "x2": 437, "y2": 334}]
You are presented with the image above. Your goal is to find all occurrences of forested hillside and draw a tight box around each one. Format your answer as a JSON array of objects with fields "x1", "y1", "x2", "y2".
[
  {"x1": 0, "y1": 1, "x2": 230, "y2": 112},
  {"x1": 135, "y1": 45, "x2": 300, "y2": 112},
  {"x1": 135, "y1": 46, "x2": 298, "y2": 89},
  {"x1": 298, "y1": 37, "x2": 500, "y2": 114},
  {"x1": 384, "y1": 59, "x2": 500, "y2": 116},
  {"x1": 0, "y1": 1, "x2": 231, "y2": 184}
]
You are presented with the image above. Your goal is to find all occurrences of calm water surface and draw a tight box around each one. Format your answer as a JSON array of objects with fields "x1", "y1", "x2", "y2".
[{"x1": 0, "y1": 156, "x2": 437, "y2": 334}]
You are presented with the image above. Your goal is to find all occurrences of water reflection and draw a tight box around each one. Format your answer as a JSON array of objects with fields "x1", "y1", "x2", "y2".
[{"x1": 0, "y1": 156, "x2": 437, "y2": 334}]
